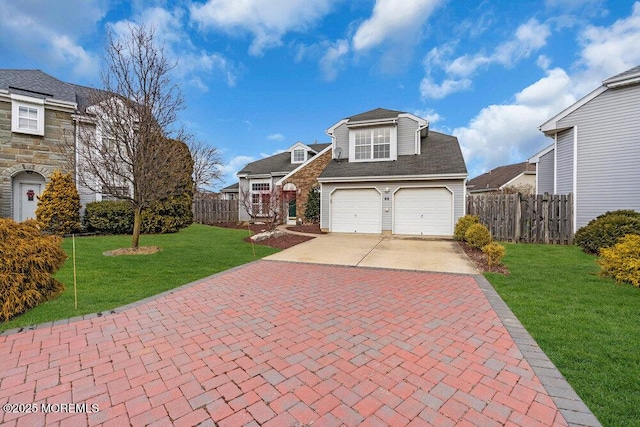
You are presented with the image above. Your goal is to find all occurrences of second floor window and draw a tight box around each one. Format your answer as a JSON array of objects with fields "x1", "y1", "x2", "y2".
[
  {"x1": 293, "y1": 148, "x2": 305, "y2": 163},
  {"x1": 354, "y1": 128, "x2": 391, "y2": 160}
]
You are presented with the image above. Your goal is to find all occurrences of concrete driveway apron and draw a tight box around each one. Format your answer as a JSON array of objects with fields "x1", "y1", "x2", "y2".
[
  {"x1": 265, "y1": 233, "x2": 478, "y2": 274},
  {"x1": 0, "y1": 260, "x2": 599, "y2": 426}
]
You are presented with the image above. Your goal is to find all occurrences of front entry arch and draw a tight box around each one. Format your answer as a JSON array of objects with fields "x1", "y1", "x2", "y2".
[{"x1": 12, "y1": 171, "x2": 46, "y2": 222}]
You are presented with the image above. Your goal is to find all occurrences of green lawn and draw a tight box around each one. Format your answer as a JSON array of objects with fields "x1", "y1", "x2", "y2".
[
  {"x1": 485, "y1": 244, "x2": 640, "y2": 427},
  {"x1": 0, "y1": 224, "x2": 278, "y2": 332}
]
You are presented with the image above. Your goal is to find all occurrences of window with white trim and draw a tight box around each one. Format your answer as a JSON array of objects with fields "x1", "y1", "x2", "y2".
[
  {"x1": 292, "y1": 148, "x2": 306, "y2": 163},
  {"x1": 11, "y1": 100, "x2": 45, "y2": 136},
  {"x1": 251, "y1": 182, "x2": 271, "y2": 216},
  {"x1": 354, "y1": 127, "x2": 391, "y2": 160}
]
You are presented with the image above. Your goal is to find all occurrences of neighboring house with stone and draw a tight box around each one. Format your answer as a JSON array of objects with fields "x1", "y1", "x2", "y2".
[
  {"x1": 318, "y1": 108, "x2": 467, "y2": 236},
  {"x1": 0, "y1": 69, "x2": 131, "y2": 222},
  {"x1": 237, "y1": 142, "x2": 331, "y2": 223},
  {"x1": 534, "y1": 64, "x2": 640, "y2": 230},
  {"x1": 467, "y1": 161, "x2": 536, "y2": 194}
]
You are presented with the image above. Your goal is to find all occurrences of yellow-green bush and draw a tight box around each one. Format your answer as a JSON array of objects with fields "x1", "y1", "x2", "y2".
[
  {"x1": 454, "y1": 215, "x2": 480, "y2": 241},
  {"x1": 36, "y1": 171, "x2": 81, "y2": 235},
  {"x1": 482, "y1": 242, "x2": 506, "y2": 266},
  {"x1": 465, "y1": 223, "x2": 492, "y2": 249},
  {"x1": 0, "y1": 219, "x2": 67, "y2": 321},
  {"x1": 598, "y1": 234, "x2": 640, "y2": 287}
]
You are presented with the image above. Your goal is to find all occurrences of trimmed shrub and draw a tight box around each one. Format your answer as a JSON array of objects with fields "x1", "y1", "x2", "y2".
[
  {"x1": 598, "y1": 234, "x2": 640, "y2": 287},
  {"x1": 482, "y1": 242, "x2": 506, "y2": 266},
  {"x1": 454, "y1": 214, "x2": 479, "y2": 241},
  {"x1": 465, "y1": 223, "x2": 492, "y2": 249},
  {"x1": 84, "y1": 201, "x2": 134, "y2": 234},
  {"x1": 574, "y1": 210, "x2": 640, "y2": 254},
  {"x1": 141, "y1": 194, "x2": 193, "y2": 234},
  {"x1": 0, "y1": 219, "x2": 67, "y2": 321},
  {"x1": 304, "y1": 186, "x2": 320, "y2": 223},
  {"x1": 36, "y1": 171, "x2": 81, "y2": 234}
]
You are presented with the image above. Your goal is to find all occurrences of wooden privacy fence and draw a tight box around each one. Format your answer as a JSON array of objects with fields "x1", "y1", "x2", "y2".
[
  {"x1": 193, "y1": 198, "x2": 238, "y2": 224},
  {"x1": 466, "y1": 193, "x2": 573, "y2": 244}
]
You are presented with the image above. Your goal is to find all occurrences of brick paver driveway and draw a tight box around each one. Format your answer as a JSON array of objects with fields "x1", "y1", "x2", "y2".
[{"x1": 0, "y1": 261, "x2": 596, "y2": 426}]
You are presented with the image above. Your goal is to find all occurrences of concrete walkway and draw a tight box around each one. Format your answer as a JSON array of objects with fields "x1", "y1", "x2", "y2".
[
  {"x1": 266, "y1": 233, "x2": 479, "y2": 274},
  {"x1": 0, "y1": 261, "x2": 599, "y2": 426}
]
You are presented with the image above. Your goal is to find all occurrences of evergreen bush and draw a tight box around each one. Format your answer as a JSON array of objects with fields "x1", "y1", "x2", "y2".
[
  {"x1": 454, "y1": 214, "x2": 480, "y2": 241},
  {"x1": 482, "y1": 242, "x2": 506, "y2": 266},
  {"x1": 465, "y1": 223, "x2": 492, "y2": 249},
  {"x1": 598, "y1": 234, "x2": 640, "y2": 287},
  {"x1": 0, "y1": 219, "x2": 67, "y2": 321},
  {"x1": 84, "y1": 201, "x2": 134, "y2": 234},
  {"x1": 36, "y1": 171, "x2": 81, "y2": 235},
  {"x1": 141, "y1": 194, "x2": 193, "y2": 234},
  {"x1": 574, "y1": 210, "x2": 640, "y2": 254},
  {"x1": 304, "y1": 186, "x2": 320, "y2": 223}
]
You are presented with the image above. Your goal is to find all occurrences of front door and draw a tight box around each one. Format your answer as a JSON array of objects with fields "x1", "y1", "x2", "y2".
[
  {"x1": 288, "y1": 197, "x2": 296, "y2": 217},
  {"x1": 19, "y1": 182, "x2": 42, "y2": 221}
]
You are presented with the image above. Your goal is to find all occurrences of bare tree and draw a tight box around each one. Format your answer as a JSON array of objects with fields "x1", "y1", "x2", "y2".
[
  {"x1": 75, "y1": 24, "x2": 186, "y2": 248},
  {"x1": 239, "y1": 185, "x2": 293, "y2": 231},
  {"x1": 187, "y1": 138, "x2": 223, "y2": 193}
]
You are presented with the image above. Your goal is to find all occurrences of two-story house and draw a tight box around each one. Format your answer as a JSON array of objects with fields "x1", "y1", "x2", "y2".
[
  {"x1": 533, "y1": 65, "x2": 640, "y2": 230},
  {"x1": 0, "y1": 69, "x2": 128, "y2": 222},
  {"x1": 318, "y1": 108, "x2": 468, "y2": 235}
]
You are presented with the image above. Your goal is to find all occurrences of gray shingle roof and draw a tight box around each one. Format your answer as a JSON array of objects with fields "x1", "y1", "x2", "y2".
[
  {"x1": 603, "y1": 65, "x2": 640, "y2": 86},
  {"x1": 0, "y1": 69, "x2": 103, "y2": 111},
  {"x1": 319, "y1": 131, "x2": 466, "y2": 179},
  {"x1": 238, "y1": 143, "x2": 330, "y2": 176},
  {"x1": 221, "y1": 182, "x2": 239, "y2": 192},
  {"x1": 467, "y1": 161, "x2": 535, "y2": 191},
  {"x1": 346, "y1": 108, "x2": 406, "y2": 122}
]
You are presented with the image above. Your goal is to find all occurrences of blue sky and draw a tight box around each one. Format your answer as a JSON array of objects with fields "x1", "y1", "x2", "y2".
[{"x1": 2, "y1": 0, "x2": 640, "y2": 189}]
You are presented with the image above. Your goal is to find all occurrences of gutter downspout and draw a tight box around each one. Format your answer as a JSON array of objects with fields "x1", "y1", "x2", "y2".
[{"x1": 416, "y1": 124, "x2": 429, "y2": 155}]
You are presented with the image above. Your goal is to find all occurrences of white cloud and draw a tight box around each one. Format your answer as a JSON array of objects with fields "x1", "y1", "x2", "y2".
[
  {"x1": 412, "y1": 109, "x2": 442, "y2": 124},
  {"x1": 217, "y1": 155, "x2": 256, "y2": 183},
  {"x1": 420, "y1": 77, "x2": 472, "y2": 100},
  {"x1": 320, "y1": 40, "x2": 350, "y2": 81},
  {"x1": 190, "y1": 0, "x2": 334, "y2": 56},
  {"x1": 0, "y1": 0, "x2": 106, "y2": 79},
  {"x1": 352, "y1": 0, "x2": 443, "y2": 51},
  {"x1": 422, "y1": 18, "x2": 551, "y2": 99},
  {"x1": 267, "y1": 133, "x2": 286, "y2": 141},
  {"x1": 572, "y1": 1, "x2": 640, "y2": 96},
  {"x1": 454, "y1": 68, "x2": 575, "y2": 177}
]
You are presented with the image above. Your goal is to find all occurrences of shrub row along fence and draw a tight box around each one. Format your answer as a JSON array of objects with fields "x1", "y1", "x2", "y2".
[
  {"x1": 192, "y1": 198, "x2": 238, "y2": 224},
  {"x1": 466, "y1": 193, "x2": 573, "y2": 244}
]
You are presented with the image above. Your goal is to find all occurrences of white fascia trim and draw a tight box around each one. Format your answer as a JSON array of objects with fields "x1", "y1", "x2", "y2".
[
  {"x1": 573, "y1": 126, "x2": 578, "y2": 233},
  {"x1": 398, "y1": 112, "x2": 427, "y2": 127},
  {"x1": 275, "y1": 145, "x2": 331, "y2": 185},
  {"x1": 539, "y1": 86, "x2": 607, "y2": 134},
  {"x1": 318, "y1": 173, "x2": 467, "y2": 183},
  {"x1": 346, "y1": 118, "x2": 397, "y2": 128},
  {"x1": 528, "y1": 144, "x2": 554, "y2": 163},
  {"x1": 287, "y1": 141, "x2": 313, "y2": 153},
  {"x1": 606, "y1": 76, "x2": 640, "y2": 88},
  {"x1": 325, "y1": 119, "x2": 348, "y2": 136}
]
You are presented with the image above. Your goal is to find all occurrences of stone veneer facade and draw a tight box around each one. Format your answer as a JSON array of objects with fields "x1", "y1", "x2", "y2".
[
  {"x1": 0, "y1": 99, "x2": 75, "y2": 219},
  {"x1": 282, "y1": 149, "x2": 332, "y2": 223}
]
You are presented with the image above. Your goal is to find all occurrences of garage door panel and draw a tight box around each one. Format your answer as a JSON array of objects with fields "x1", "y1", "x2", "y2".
[
  {"x1": 331, "y1": 189, "x2": 381, "y2": 233},
  {"x1": 394, "y1": 188, "x2": 452, "y2": 236}
]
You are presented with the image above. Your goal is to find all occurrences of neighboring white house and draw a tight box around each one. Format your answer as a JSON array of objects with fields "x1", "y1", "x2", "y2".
[
  {"x1": 533, "y1": 65, "x2": 640, "y2": 230},
  {"x1": 318, "y1": 108, "x2": 468, "y2": 236},
  {"x1": 467, "y1": 162, "x2": 536, "y2": 194}
]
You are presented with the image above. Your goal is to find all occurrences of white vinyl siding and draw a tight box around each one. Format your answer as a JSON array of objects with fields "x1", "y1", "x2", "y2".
[
  {"x1": 397, "y1": 116, "x2": 418, "y2": 155},
  {"x1": 555, "y1": 84, "x2": 640, "y2": 228},
  {"x1": 537, "y1": 150, "x2": 555, "y2": 194},
  {"x1": 555, "y1": 128, "x2": 574, "y2": 194},
  {"x1": 334, "y1": 123, "x2": 349, "y2": 159}
]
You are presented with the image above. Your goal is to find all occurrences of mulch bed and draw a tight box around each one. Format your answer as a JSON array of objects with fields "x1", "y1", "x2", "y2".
[
  {"x1": 286, "y1": 224, "x2": 326, "y2": 234},
  {"x1": 213, "y1": 222, "x2": 315, "y2": 249},
  {"x1": 457, "y1": 241, "x2": 510, "y2": 275}
]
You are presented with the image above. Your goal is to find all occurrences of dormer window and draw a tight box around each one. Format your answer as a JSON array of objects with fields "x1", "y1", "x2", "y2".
[
  {"x1": 292, "y1": 148, "x2": 306, "y2": 164},
  {"x1": 11, "y1": 97, "x2": 45, "y2": 136},
  {"x1": 349, "y1": 126, "x2": 395, "y2": 161}
]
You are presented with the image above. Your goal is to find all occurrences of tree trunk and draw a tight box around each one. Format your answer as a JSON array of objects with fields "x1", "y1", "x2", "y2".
[{"x1": 132, "y1": 205, "x2": 142, "y2": 248}]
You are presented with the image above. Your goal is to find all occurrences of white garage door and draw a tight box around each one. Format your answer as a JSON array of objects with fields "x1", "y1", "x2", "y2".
[
  {"x1": 394, "y1": 188, "x2": 453, "y2": 236},
  {"x1": 331, "y1": 189, "x2": 381, "y2": 233}
]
